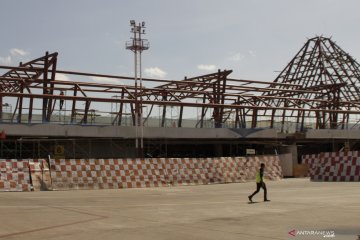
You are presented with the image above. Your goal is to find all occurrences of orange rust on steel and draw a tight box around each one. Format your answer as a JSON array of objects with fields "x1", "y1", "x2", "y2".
[
  {"x1": 0, "y1": 75, "x2": 321, "y2": 95},
  {"x1": 1, "y1": 91, "x2": 359, "y2": 114},
  {"x1": 1, "y1": 77, "x2": 359, "y2": 106},
  {"x1": 55, "y1": 68, "x2": 301, "y2": 87},
  {"x1": 0, "y1": 81, "x2": 354, "y2": 110},
  {"x1": 0, "y1": 65, "x2": 302, "y2": 87},
  {"x1": 0, "y1": 80, "x2": 333, "y2": 107},
  {"x1": 227, "y1": 78, "x2": 301, "y2": 87}
]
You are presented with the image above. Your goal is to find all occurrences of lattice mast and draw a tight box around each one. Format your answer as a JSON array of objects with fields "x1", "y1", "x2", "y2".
[{"x1": 126, "y1": 20, "x2": 149, "y2": 157}]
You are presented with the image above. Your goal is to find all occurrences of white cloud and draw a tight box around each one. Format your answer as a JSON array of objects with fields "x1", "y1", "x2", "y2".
[
  {"x1": 0, "y1": 48, "x2": 30, "y2": 65},
  {"x1": 56, "y1": 73, "x2": 72, "y2": 81},
  {"x1": 0, "y1": 55, "x2": 12, "y2": 65},
  {"x1": 248, "y1": 50, "x2": 256, "y2": 57},
  {"x1": 90, "y1": 76, "x2": 122, "y2": 84},
  {"x1": 197, "y1": 64, "x2": 217, "y2": 71},
  {"x1": 10, "y1": 48, "x2": 29, "y2": 57},
  {"x1": 144, "y1": 67, "x2": 167, "y2": 79},
  {"x1": 228, "y1": 52, "x2": 245, "y2": 62}
]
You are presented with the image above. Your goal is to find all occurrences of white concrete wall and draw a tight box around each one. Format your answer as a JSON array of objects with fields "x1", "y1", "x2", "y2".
[
  {"x1": 0, "y1": 123, "x2": 279, "y2": 139},
  {"x1": 306, "y1": 129, "x2": 360, "y2": 139}
]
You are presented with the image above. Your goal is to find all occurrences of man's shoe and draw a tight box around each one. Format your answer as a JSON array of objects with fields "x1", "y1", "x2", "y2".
[
  {"x1": 248, "y1": 196, "x2": 253, "y2": 202},
  {"x1": 264, "y1": 199, "x2": 271, "y2": 202}
]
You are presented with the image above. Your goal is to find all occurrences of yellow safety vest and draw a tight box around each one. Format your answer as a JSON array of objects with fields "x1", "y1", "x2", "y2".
[{"x1": 256, "y1": 171, "x2": 263, "y2": 183}]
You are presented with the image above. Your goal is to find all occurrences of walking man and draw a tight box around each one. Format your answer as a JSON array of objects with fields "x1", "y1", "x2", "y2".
[{"x1": 248, "y1": 163, "x2": 270, "y2": 202}]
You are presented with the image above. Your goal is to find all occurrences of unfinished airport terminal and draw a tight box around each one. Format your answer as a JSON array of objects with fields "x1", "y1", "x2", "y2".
[{"x1": 0, "y1": 35, "x2": 360, "y2": 192}]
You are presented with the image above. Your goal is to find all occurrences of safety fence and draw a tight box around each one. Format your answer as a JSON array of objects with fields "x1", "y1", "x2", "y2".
[
  {"x1": 0, "y1": 155, "x2": 282, "y2": 191},
  {"x1": 302, "y1": 151, "x2": 360, "y2": 181},
  {"x1": 0, "y1": 159, "x2": 31, "y2": 191}
]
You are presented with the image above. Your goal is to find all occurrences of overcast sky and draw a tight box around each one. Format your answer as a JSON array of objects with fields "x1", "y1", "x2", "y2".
[{"x1": 1, "y1": 0, "x2": 360, "y2": 85}]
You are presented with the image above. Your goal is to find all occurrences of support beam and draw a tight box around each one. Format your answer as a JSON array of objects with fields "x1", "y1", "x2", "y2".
[
  {"x1": 70, "y1": 87, "x2": 78, "y2": 123},
  {"x1": 270, "y1": 109, "x2": 276, "y2": 129},
  {"x1": 178, "y1": 106, "x2": 183, "y2": 128},
  {"x1": 200, "y1": 94, "x2": 206, "y2": 128},
  {"x1": 0, "y1": 96, "x2": 2, "y2": 122},
  {"x1": 117, "y1": 89, "x2": 125, "y2": 126},
  {"x1": 28, "y1": 97, "x2": 33, "y2": 123},
  {"x1": 161, "y1": 93, "x2": 167, "y2": 127},
  {"x1": 18, "y1": 83, "x2": 23, "y2": 123},
  {"x1": 82, "y1": 101, "x2": 91, "y2": 124}
]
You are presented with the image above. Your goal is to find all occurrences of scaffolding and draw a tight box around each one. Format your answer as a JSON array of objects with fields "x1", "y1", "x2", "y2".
[{"x1": 0, "y1": 37, "x2": 360, "y2": 133}]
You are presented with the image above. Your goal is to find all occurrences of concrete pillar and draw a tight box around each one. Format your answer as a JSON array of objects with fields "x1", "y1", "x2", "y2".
[
  {"x1": 279, "y1": 144, "x2": 298, "y2": 177},
  {"x1": 288, "y1": 144, "x2": 298, "y2": 165}
]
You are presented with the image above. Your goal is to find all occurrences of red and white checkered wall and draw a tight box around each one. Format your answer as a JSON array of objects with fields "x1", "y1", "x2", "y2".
[
  {"x1": 49, "y1": 156, "x2": 282, "y2": 190},
  {"x1": 302, "y1": 151, "x2": 360, "y2": 181},
  {"x1": 0, "y1": 155, "x2": 282, "y2": 191},
  {"x1": 0, "y1": 159, "x2": 31, "y2": 191}
]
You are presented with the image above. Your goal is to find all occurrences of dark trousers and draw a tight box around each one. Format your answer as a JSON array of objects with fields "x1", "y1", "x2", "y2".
[{"x1": 250, "y1": 182, "x2": 267, "y2": 200}]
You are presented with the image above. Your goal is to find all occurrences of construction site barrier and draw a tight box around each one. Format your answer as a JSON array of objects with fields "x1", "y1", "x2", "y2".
[
  {"x1": 49, "y1": 155, "x2": 282, "y2": 190},
  {"x1": 0, "y1": 159, "x2": 31, "y2": 192},
  {"x1": 28, "y1": 159, "x2": 52, "y2": 191},
  {"x1": 0, "y1": 155, "x2": 282, "y2": 191},
  {"x1": 302, "y1": 151, "x2": 360, "y2": 181}
]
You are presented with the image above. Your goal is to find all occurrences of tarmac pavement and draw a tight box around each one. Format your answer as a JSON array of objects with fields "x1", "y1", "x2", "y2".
[{"x1": 0, "y1": 178, "x2": 359, "y2": 240}]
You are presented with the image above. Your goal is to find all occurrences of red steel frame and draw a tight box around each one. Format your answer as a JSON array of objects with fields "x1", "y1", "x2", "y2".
[{"x1": 1, "y1": 37, "x2": 360, "y2": 130}]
